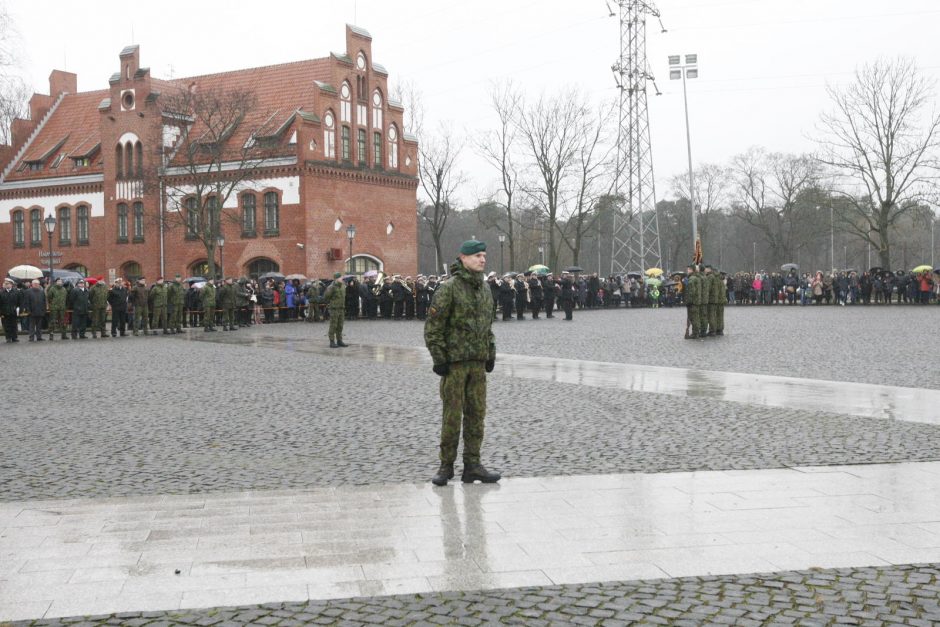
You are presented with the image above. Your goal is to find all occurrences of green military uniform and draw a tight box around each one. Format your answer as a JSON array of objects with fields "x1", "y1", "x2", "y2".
[
  {"x1": 424, "y1": 240, "x2": 499, "y2": 486},
  {"x1": 324, "y1": 274, "x2": 346, "y2": 346},
  {"x1": 130, "y1": 280, "x2": 150, "y2": 336},
  {"x1": 235, "y1": 280, "x2": 249, "y2": 327},
  {"x1": 202, "y1": 282, "x2": 217, "y2": 331},
  {"x1": 167, "y1": 279, "x2": 183, "y2": 333},
  {"x1": 46, "y1": 281, "x2": 67, "y2": 339},
  {"x1": 218, "y1": 279, "x2": 236, "y2": 330},
  {"x1": 151, "y1": 280, "x2": 168, "y2": 334},
  {"x1": 89, "y1": 281, "x2": 109, "y2": 338},
  {"x1": 307, "y1": 281, "x2": 323, "y2": 322},
  {"x1": 714, "y1": 272, "x2": 726, "y2": 335},
  {"x1": 686, "y1": 268, "x2": 705, "y2": 339}
]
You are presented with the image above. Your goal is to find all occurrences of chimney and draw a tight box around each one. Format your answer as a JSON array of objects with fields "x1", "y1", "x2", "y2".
[{"x1": 49, "y1": 70, "x2": 77, "y2": 96}]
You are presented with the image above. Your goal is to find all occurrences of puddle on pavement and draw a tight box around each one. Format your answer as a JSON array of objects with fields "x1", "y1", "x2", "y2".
[{"x1": 185, "y1": 332, "x2": 940, "y2": 425}]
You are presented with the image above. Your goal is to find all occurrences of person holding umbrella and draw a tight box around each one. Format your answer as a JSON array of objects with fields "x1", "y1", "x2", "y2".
[{"x1": 559, "y1": 271, "x2": 576, "y2": 320}]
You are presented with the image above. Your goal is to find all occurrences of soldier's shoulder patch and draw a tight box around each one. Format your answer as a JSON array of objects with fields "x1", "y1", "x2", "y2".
[{"x1": 428, "y1": 305, "x2": 442, "y2": 319}]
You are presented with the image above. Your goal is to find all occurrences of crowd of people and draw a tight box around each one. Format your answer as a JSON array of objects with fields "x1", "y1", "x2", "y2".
[{"x1": 2, "y1": 265, "x2": 937, "y2": 343}]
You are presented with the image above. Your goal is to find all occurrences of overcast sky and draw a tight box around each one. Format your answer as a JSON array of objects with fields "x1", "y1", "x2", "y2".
[{"x1": 8, "y1": 0, "x2": 939, "y2": 206}]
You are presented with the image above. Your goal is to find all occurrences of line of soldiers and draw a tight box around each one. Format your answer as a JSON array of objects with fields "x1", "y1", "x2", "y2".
[{"x1": 683, "y1": 263, "x2": 726, "y2": 339}]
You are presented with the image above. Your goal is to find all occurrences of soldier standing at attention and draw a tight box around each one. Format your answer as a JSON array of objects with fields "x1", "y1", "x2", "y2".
[
  {"x1": 218, "y1": 277, "x2": 236, "y2": 331},
  {"x1": 150, "y1": 278, "x2": 169, "y2": 335},
  {"x1": 425, "y1": 240, "x2": 500, "y2": 486},
  {"x1": 686, "y1": 264, "x2": 704, "y2": 339},
  {"x1": 559, "y1": 271, "x2": 575, "y2": 321},
  {"x1": 89, "y1": 279, "x2": 109, "y2": 338},
  {"x1": 67, "y1": 279, "x2": 90, "y2": 339},
  {"x1": 703, "y1": 264, "x2": 719, "y2": 337},
  {"x1": 130, "y1": 278, "x2": 150, "y2": 336},
  {"x1": 46, "y1": 277, "x2": 67, "y2": 340},
  {"x1": 325, "y1": 272, "x2": 347, "y2": 348},
  {"x1": 167, "y1": 276, "x2": 182, "y2": 334},
  {"x1": 108, "y1": 278, "x2": 128, "y2": 337},
  {"x1": 202, "y1": 279, "x2": 217, "y2": 332}
]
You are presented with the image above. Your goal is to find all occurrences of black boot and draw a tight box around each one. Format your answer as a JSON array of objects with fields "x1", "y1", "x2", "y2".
[
  {"x1": 461, "y1": 464, "x2": 501, "y2": 484},
  {"x1": 431, "y1": 463, "x2": 455, "y2": 486},
  {"x1": 336, "y1": 339, "x2": 349, "y2": 347},
  {"x1": 329, "y1": 340, "x2": 337, "y2": 348}
]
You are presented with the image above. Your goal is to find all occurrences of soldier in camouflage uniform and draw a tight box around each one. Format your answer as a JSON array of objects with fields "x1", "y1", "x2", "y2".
[
  {"x1": 167, "y1": 276, "x2": 183, "y2": 334},
  {"x1": 714, "y1": 270, "x2": 726, "y2": 335},
  {"x1": 201, "y1": 279, "x2": 217, "y2": 331},
  {"x1": 324, "y1": 272, "x2": 347, "y2": 347},
  {"x1": 130, "y1": 278, "x2": 151, "y2": 336},
  {"x1": 46, "y1": 277, "x2": 67, "y2": 340},
  {"x1": 425, "y1": 239, "x2": 500, "y2": 486},
  {"x1": 685, "y1": 264, "x2": 705, "y2": 339},
  {"x1": 704, "y1": 264, "x2": 721, "y2": 337},
  {"x1": 149, "y1": 278, "x2": 168, "y2": 334},
  {"x1": 89, "y1": 279, "x2": 109, "y2": 338},
  {"x1": 218, "y1": 277, "x2": 236, "y2": 331}
]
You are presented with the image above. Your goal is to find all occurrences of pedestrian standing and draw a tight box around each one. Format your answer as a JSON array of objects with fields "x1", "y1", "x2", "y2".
[
  {"x1": 67, "y1": 279, "x2": 90, "y2": 339},
  {"x1": 46, "y1": 277, "x2": 68, "y2": 340},
  {"x1": 89, "y1": 279, "x2": 109, "y2": 338},
  {"x1": 325, "y1": 272, "x2": 347, "y2": 347},
  {"x1": 108, "y1": 279, "x2": 128, "y2": 336},
  {"x1": 425, "y1": 239, "x2": 500, "y2": 486},
  {"x1": 559, "y1": 272, "x2": 575, "y2": 321},
  {"x1": 0, "y1": 277, "x2": 21, "y2": 342},
  {"x1": 24, "y1": 279, "x2": 47, "y2": 342}
]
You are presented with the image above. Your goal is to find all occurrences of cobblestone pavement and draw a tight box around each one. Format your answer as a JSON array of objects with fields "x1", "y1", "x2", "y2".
[
  {"x1": 340, "y1": 305, "x2": 940, "y2": 391},
  {"x1": 11, "y1": 563, "x2": 940, "y2": 626},
  {"x1": 3, "y1": 318, "x2": 940, "y2": 501}
]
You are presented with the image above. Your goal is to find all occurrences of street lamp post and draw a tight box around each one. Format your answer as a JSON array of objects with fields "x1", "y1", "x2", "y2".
[
  {"x1": 752, "y1": 242, "x2": 756, "y2": 273},
  {"x1": 538, "y1": 245, "x2": 544, "y2": 266},
  {"x1": 43, "y1": 213, "x2": 56, "y2": 283},
  {"x1": 669, "y1": 53, "x2": 698, "y2": 245},
  {"x1": 217, "y1": 235, "x2": 225, "y2": 279},
  {"x1": 346, "y1": 224, "x2": 356, "y2": 275},
  {"x1": 497, "y1": 233, "x2": 505, "y2": 275},
  {"x1": 830, "y1": 201, "x2": 835, "y2": 271}
]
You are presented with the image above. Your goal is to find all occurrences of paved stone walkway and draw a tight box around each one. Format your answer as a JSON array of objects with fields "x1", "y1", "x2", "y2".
[{"x1": 11, "y1": 563, "x2": 940, "y2": 626}]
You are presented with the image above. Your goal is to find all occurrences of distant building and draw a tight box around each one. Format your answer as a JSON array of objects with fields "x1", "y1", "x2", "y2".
[{"x1": 0, "y1": 25, "x2": 418, "y2": 281}]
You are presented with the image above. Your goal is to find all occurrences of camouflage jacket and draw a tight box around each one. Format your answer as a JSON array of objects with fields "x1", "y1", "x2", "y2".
[
  {"x1": 151, "y1": 284, "x2": 168, "y2": 307},
  {"x1": 324, "y1": 280, "x2": 346, "y2": 310},
  {"x1": 686, "y1": 274, "x2": 705, "y2": 306},
  {"x1": 424, "y1": 261, "x2": 495, "y2": 366},
  {"x1": 90, "y1": 283, "x2": 109, "y2": 308},
  {"x1": 201, "y1": 284, "x2": 216, "y2": 307},
  {"x1": 167, "y1": 282, "x2": 182, "y2": 306},
  {"x1": 707, "y1": 273, "x2": 724, "y2": 304},
  {"x1": 217, "y1": 284, "x2": 235, "y2": 308},
  {"x1": 46, "y1": 284, "x2": 67, "y2": 309}
]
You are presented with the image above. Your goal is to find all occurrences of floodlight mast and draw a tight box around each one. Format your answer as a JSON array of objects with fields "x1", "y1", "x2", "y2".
[{"x1": 609, "y1": 0, "x2": 664, "y2": 276}]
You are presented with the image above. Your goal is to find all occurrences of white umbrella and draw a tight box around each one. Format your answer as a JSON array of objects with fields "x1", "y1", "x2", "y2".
[{"x1": 8, "y1": 264, "x2": 44, "y2": 280}]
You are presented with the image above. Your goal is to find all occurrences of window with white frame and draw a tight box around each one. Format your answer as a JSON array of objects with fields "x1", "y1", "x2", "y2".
[
  {"x1": 372, "y1": 90, "x2": 383, "y2": 128},
  {"x1": 133, "y1": 202, "x2": 144, "y2": 240},
  {"x1": 323, "y1": 112, "x2": 336, "y2": 158},
  {"x1": 76, "y1": 205, "x2": 89, "y2": 244},
  {"x1": 30, "y1": 208, "x2": 41, "y2": 245},
  {"x1": 388, "y1": 125, "x2": 399, "y2": 168},
  {"x1": 263, "y1": 192, "x2": 279, "y2": 234},
  {"x1": 357, "y1": 103, "x2": 367, "y2": 126},
  {"x1": 58, "y1": 207, "x2": 71, "y2": 244},
  {"x1": 117, "y1": 203, "x2": 128, "y2": 240},
  {"x1": 12, "y1": 210, "x2": 24, "y2": 246},
  {"x1": 340, "y1": 83, "x2": 351, "y2": 123}
]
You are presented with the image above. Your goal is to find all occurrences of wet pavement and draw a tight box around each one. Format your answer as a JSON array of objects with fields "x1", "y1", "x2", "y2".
[
  {"x1": 188, "y1": 333, "x2": 940, "y2": 425},
  {"x1": 3, "y1": 461, "x2": 940, "y2": 621}
]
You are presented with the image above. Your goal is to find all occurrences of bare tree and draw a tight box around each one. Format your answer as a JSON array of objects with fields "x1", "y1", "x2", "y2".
[
  {"x1": 418, "y1": 125, "x2": 464, "y2": 273},
  {"x1": 815, "y1": 57, "x2": 940, "y2": 268},
  {"x1": 557, "y1": 101, "x2": 616, "y2": 267},
  {"x1": 669, "y1": 162, "x2": 732, "y2": 255},
  {"x1": 158, "y1": 86, "x2": 276, "y2": 277},
  {"x1": 476, "y1": 80, "x2": 522, "y2": 270},
  {"x1": 0, "y1": 4, "x2": 27, "y2": 146},
  {"x1": 516, "y1": 90, "x2": 585, "y2": 270},
  {"x1": 730, "y1": 147, "x2": 821, "y2": 267}
]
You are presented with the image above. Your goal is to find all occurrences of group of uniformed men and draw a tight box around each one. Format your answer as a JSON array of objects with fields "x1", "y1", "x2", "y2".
[
  {"x1": 487, "y1": 271, "x2": 578, "y2": 322},
  {"x1": 683, "y1": 263, "x2": 726, "y2": 339}
]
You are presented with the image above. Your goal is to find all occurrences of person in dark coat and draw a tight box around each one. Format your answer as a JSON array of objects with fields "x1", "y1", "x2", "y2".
[
  {"x1": 527, "y1": 274, "x2": 543, "y2": 319},
  {"x1": 0, "y1": 277, "x2": 21, "y2": 342},
  {"x1": 24, "y1": 279, "x2": 47, "y2": 341},
  {"x1": 108, "y1": 278, "x2": 129, "y2": 336},
  {"x1": 513, "y1": 275, "x2": 527, "y2": 320},
  {"x1": 542, "y1": 274, "x2": 557, "y2": 317},
  {"x1": 498, "y1": 274, "x2": 515, "y2": 321},
  {"x1": 559, "y1": 272, "x2": 576, "y2": 320},
  {"x1": 67, "y1": 279, "x2": 90, "y2": 339}
]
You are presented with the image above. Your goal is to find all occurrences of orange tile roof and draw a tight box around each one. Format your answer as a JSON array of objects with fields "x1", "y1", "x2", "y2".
[{"x1": 7, "y1": 90, "x2": 107, "y2": 181}]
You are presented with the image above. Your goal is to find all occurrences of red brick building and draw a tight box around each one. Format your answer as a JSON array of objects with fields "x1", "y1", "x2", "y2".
[{"x1": 0, "y1": 25, "x2": 418, "y2": 282}]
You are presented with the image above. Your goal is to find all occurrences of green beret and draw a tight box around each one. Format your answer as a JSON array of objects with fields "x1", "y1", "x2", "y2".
[
  {"x1": 459, "y1": 240, "x2": 486, "y2": 255},
  {"x1": 333, "y1": 272, "x2": 342, "y2": 279}
]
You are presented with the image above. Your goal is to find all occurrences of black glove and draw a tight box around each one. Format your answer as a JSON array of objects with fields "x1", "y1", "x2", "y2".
[
  {"x1": 433, "y1": 363, "x2": 450, "y2": 377},
  {"x1": 485, "y1": 359, "x2": 495, "y2": 373}
]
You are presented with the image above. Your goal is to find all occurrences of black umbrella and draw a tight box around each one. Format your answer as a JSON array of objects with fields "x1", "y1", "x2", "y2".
[
  {"x1": 563, "y1": 266, "x2": 583, "y2": 273},
  {"x1": 183, "y1": 276, "x2": 206, "y2": 284},
  {"x1": 780, "y1": 263, "x2": 799, "y2": 271},
  {"x1": 627, "y1": 272, "x2": 642, "y2": 279},
  {"x1": 259, "y1": 271, "x2": 286, "y2": 281}
]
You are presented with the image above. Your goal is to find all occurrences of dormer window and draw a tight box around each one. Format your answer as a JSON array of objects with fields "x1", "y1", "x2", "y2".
[{"x1": 72, "y1": 156, "x2": 90, "y2": 168}]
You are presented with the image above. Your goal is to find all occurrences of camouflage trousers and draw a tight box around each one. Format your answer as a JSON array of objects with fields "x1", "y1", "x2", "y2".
[
  {"x1": 328, "y1": 308, "x2": 344, "y2": 341},
  {"x1": 91, "y1": 306, "x2": 107, "y2": 335},
  {"x1": 203, "y1": 305, "x2": 215, "y2": 329},
  {"x1": 715, "y1": 303, "x2": 724, "y2": 333},
  {"x1": 153, "y1": 305, "x2": 167, "y2": 331},
  {"x1": 169, "y1": 304, "x2": 182, "y2": 330},
  {"x1": 134, "y1": 305, "x2": 150, "y2": 333},
  {"x1": 706, "y1": 304, "x2": 718, "y2": 334},
  {"x1": 48, "y1": 307, "x2": 66, "y2": 337},
  {"x1": 438, "y1": 361, "x2": 487, "y2": 465},
  {"x1": 688, "y1": 305, "x2": 703, "y2": 337},
  {"x1": 222, "y1": 306, "x2": 235, "y2": 329}
]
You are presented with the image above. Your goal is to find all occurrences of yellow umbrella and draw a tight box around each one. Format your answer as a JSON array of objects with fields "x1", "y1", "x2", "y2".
[
  {"x1": 912, "y1": 264, "x2": 932, "y2": 274},
  {"x1": 645, "y1": 267, "x2": 663, "y2": 277}
]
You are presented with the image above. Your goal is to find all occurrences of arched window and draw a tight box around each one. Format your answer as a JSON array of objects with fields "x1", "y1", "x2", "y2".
[
  {"x1": 340, "y1": 82, "x2": 352, "y2": 124},
  {"x1": 115, "y1": 144, "x2": 124, "y2": 179},
  {"x1": 124, "y1": 141, "x2": 133, "y2": 178},
  {"x1": 133, "y1": 201, "x2": 144, "y2": 241},
  {"x1": 263, "y1": 192, "x2": 279, "y2": 235},
  {"x1": 206, "y1": 196, "x2": 219, "y2": 237},
  {"x1": 373, "y1": 131, "x2": 382, "y2": 168},
  {"x1": 323, "y1": 111, "x2": 336, "y2": 159},
  {"x1": 357, "y1": 129, "x2": 366, "y2": 166},
  {"x1": 117, "y1": 203, "x2": 128, "y2": 241},
  {"x1": 247, "y1": 258, "x2": 279, "y2": 280},
  {"x1": 76, "y1": 205, "x2": 89, "y2": 244},
  {"x1": 388, "y1": 125, "x2": 399, "y2": 169},
  {"x1": 241, "y1": 193, "x2": 256, "y2": 235},
  {"x1": 30, "y1": 208, "x2": 41, "y2": 245},
  {"x1": 189, "y1": 260, "x2": 210, "y2": 278},
  {"x1": 372, "y1": 90, "x2": 383, "y2": 128},
  {"x1": 122, "y1": 261, "x2": 142, "y2": 282},
  {"x1": 349, "y1": 255, "x2": 381, "y2": 276},
  {"x1": 341, "y1": 126, "x2": 350, "y2": 160},
  {"x1": 185, "y1": 197, "x2": 199, "y2": 238},
  {"x1": 135, "y1": 142, "x2": 143, "y2": 178},
  {"x1": 12, "y1": 210, "x2": 24, "y2": 246},
  {"x1": 58, "y1": 207, "x2": 71, "y2": 244}
]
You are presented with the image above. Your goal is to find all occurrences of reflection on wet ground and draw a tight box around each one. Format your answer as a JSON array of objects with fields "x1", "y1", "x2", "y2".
[{"x1": 186, "y1": 333, "x2": 940, "y2": 425}]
